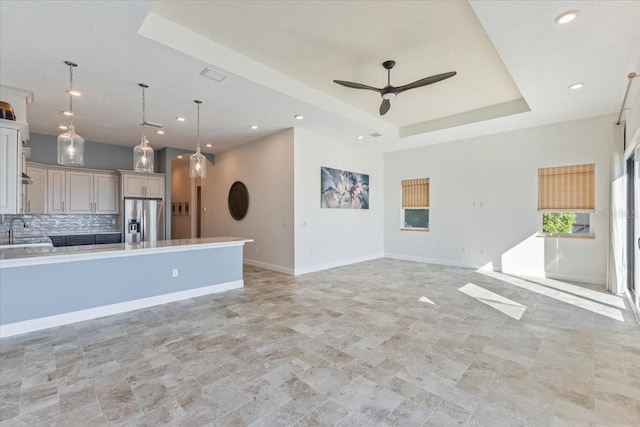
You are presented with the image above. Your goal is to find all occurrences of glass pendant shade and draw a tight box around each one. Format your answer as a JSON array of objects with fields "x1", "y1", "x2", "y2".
[
  {"x1": 133, "y1": 83, "x2": 154, "y2": 173},
  {"x1": 57, "y1": 124, "x2": 84, "y2": 166},
  {"x1": 133, "y1": 134, "x2": 154, "y2": 173},
  {"x1": 190, "y1": 146, "x2": 206, "y2": 178},
  {"x1": 190, "y1": 99, "x2": 206, "y2": 178},
  {"x1": 57, "y1": 61, "x2": 84, "y2": 166}
]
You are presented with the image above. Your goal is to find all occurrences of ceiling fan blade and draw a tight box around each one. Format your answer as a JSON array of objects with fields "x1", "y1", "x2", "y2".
[
  {"x1": 395, "y1": 71, "x2": 457, "y2": 94},
  {"x1": 334, "y1": 80, "x2": 382, "y2": 93},
  {"x1": 380, "y1": 99, "x2": 391, "y2": 115}
]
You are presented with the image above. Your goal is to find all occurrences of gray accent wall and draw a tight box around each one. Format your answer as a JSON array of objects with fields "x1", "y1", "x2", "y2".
[
  {"x1": 1, "y1": 245, "x2": 243, "y2": 324},
  {"x1": 27, "y1": 133, "x2": 138, "y2": 170}
]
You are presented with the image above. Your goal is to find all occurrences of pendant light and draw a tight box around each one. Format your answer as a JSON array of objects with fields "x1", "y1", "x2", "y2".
[
  {"x1": 190, "y1": 100, "x2": 206, "y2": 178},
  {"x1": 57, "y1": 61, "x2": 84, "y2": 166},
  {"x1": 133, "y1": 83, "x2": 154, "y2": 173}
]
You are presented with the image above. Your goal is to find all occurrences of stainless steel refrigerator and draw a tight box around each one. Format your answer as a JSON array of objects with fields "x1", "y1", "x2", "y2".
[{"x1": 123, "y1": 198, "x2": 164, "y2": 243}]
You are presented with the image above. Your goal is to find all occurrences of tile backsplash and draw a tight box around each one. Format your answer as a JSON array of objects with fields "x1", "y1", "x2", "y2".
[{"x1": 0, "y1": 214, "x2": 120, "y2": 237}]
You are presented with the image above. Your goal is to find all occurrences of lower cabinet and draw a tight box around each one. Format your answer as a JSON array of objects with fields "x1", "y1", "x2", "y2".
[{"x1": 50, "y1": 233, "x2": 121, "y2": 247}]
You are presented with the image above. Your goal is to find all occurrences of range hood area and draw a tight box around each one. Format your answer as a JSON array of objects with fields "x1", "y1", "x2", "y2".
[
  {"x1": 21, "y1": 172, "x2": 33, "y2": 185},
  {"x1": 22, "y1": 146, "x2": 32, "y2": 184}
]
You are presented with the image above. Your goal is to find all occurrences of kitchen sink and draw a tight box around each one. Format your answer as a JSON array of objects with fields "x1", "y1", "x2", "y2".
[{"x1": 0, "y1": 236, "x2": 53, "y2": 249}]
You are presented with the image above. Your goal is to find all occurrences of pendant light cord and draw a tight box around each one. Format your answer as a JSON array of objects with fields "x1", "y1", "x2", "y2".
[
  {"x1": 196, "y1": 101, "x2": 201, "y2": 150},
  {"x1": 68, "y1": 64, "x2": 74, "y2": 127},
  {"x1": 141, "y1": 85, "x2": 147, "y2": 140}
]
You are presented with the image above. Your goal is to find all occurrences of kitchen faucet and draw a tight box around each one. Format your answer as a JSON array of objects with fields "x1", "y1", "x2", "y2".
[{"x1": 8, "y1": 217, "x2": 27, "y2": 244}]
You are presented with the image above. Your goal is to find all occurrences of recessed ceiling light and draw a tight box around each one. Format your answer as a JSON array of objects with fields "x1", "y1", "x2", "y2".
[
  {"x1": 67, "y1": 90, "x2": 81, "y2": 97},
  {"x1": 62, "y1": 111, "x2": 73, "y2": 116},
  {"x1": 156, "y1": 129, "x2": 165, "y2": 135},
  {"x1": 58, "y1": 125, "x2": 68, "y2": 130},
  {"x1": 357, "y1": 136, "x2": 364, "y2": 140},
  {"x1": 205, "y1": 143, "x2": 212, "y2": 148},
  {"x1": 294, "y1": 115, "x2": 304, "y2": 120},
  {"x1": 249, "y1": 124, "x2": 258, "y2": 129},
  {"x1": 555, "y1": 10, "x2": 579, "y2": 24},
  {"x1": 176, "y1": 116, "x2": 186, "y2": 122},
  {"x1": 177, "y1": 155, "x2": 183, "y2": 159},
  {"x1": 569, "y1": 82, "x2": 585, "y2": 90}
]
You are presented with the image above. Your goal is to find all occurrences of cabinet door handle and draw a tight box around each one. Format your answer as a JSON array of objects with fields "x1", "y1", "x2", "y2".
[
  {"x1": 27, "y1": 201, "x2": 30, "y2": 213},
  {"x1": 62, "y1": 201, "x2": 65, "y2": 213}
]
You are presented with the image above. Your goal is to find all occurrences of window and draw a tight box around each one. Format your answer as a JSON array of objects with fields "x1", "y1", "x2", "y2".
[
  {"x1": 538, "y1": 164, "x2": 594, "y2": 237},
  {"x1": 401, "y1": 178, "x2": 429, "y2": 230}
]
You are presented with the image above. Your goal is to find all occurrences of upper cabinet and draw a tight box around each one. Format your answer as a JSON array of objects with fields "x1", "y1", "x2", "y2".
[
  {"x1": 0, "y1": 120, "x2": 27, "y2": 214},
  {"x1": 121, "y1": 171, "x2": 165, "y2": 199},
  {"x1": 46, "y1": 166, "x2": 119, "y2": 214},
  {"x1": 24, "y1": 164, "x2": 47, "y2": 214},
  {"x1": 93, "y1": 173, "x2": 119, "y2": 213}
]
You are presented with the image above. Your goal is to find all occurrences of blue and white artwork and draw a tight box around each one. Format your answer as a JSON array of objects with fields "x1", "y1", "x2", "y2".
[{"x1": 321, "y1": 166, "x2": 369, "y2": 209}]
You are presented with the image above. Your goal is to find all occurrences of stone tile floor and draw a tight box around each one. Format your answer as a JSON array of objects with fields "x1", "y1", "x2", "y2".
[{"x1": 1, "y1": 259, "x2": 639, "y2": 426}]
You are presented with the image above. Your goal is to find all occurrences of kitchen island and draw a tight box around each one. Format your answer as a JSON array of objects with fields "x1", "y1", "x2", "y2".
[{"x1": 0, "y1": 237, "x2": 252, "y2": 337}]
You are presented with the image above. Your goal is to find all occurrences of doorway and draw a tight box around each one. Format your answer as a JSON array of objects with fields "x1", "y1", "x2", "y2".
[{"x1": 196, "y1": 185, "x2": 202, "y2": 238}]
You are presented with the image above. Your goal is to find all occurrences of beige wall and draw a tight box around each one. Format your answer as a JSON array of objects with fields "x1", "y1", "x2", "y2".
[{"x1": 200, "y1": 129, "x2": 295, "y2": 273}]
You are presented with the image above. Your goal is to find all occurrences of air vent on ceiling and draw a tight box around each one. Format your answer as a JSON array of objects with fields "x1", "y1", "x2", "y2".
[
  {"x1": 200, "y1": 68, "x2": 228, "y2": 82},
  {"x1": 369, "y1": 132, "x2": 382, "y2": 138}
]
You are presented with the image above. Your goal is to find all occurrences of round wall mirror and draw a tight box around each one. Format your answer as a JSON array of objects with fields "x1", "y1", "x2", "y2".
[{"x1": 228, "y1": 181, "x2": 249, "y2": 220}]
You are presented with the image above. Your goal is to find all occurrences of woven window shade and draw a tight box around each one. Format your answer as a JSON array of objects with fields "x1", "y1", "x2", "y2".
[
  {"x1": 402, "y1": 178, "x2": 429, "y2": 207},
  {"x1": 538, "y1": 164, "x2": 595, "y2": 211}
]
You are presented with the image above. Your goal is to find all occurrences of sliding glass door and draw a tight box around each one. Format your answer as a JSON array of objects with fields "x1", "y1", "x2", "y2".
[{"x1": 627, "y1": 153, "x2": 640, "y2": 310}]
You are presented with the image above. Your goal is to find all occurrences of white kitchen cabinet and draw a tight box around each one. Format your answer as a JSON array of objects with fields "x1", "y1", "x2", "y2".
[
  {"x1": 24, "y1": 164, "x2": 47, "y2": 214},
  {"x1": 47, "y1": 168, "x2": 119, "y2": 214},
  {"x1": 0, "y1": 120, "x2": 27, "y2": 214},
  {"x1": 47, "y1": 169, "x2": 66, "y2": 213},
  {"x1": 66, "y1": 170, "x2": 93, "y2": 214},
  {"x1": 93, "y1": 173, "x2": 119, "y2": 214},
  {"x1": 121, "y1": 171, "x2": 165, "y2": 198}
]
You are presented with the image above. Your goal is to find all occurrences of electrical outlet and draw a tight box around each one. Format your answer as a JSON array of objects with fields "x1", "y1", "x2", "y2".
[{"x1": 172, "y1": 268, "x2": 178, "y2": 278}]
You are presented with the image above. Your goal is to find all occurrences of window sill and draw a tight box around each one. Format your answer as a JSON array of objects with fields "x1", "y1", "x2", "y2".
[
  {"x1": 401, "y1": 228, "x2": 429, "y2": 232},
  {"x1": 536, "y1": 233, "x2": 595, "y2": 240}
]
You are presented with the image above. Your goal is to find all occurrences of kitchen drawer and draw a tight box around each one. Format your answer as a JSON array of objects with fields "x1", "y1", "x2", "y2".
[
  {"x1": 95, "y1": 233, "x2": 121, "y2": 244},
  {"x1": 49, "y1": 235, "x2": 66, "y2": 247},
  {"x1": 65, "y1": 234, "x2": 95, "y2": 246}
]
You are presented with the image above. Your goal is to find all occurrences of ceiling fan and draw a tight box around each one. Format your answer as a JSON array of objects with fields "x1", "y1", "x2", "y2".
[{"x1": 333, "y1": 60, "x2": 456, "y2": 115}]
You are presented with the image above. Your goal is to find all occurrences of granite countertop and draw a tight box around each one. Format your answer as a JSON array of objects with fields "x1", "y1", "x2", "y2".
[
  {"x1": 0, "y1": 235, "x2": 53, "y2": 247},
  {"x1": 0, "y1": 237, "x2": 253, "y2": 266}
]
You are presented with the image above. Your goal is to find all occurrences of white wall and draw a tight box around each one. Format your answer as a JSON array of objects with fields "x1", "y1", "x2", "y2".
[
  {"x1": 201, "y1": 129, "x2": 295, "y2": 273},
  {"x1": 294, "y1": 127, "x2": 384, "y2": 275},
  {"x1": 384, "y1": 114, "x2": 614, "y2": 284}
]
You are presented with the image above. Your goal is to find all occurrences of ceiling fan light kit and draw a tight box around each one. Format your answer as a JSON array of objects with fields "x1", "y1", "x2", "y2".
[{"x1": 333, "y1": 60, "x2": 456, "y2": 116}]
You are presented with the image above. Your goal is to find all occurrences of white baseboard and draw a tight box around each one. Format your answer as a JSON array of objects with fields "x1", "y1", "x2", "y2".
[
  {"x1": 542, "y1": 272, "x2": 605, "y2": 286},
  {"x1": 294, "y1": 253, "x2": 384, "y2": 276},
  {"x1": 385, "y1": 253, "x2": 488, "y2": 270},
  {"x1": 385, "y1": 253, "x2": 605, "y2": 285},
  {"x1": 0, "y1": 280, "x2": 243, "y2": 338},
  {"x1": 244, "y1": 259, "x2": 295, "y2": 276}
]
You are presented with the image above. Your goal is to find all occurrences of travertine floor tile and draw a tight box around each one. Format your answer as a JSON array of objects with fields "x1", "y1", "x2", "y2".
[{"x1": 0, "y1": 259, "x2": 638, "y2": 426}]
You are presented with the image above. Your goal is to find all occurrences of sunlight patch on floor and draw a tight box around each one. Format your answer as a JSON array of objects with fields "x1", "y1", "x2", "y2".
[
  {"x1": 522, "y1": 276, "x2": 625, "y2": 308},
  {"x1": 478, "y1": 271, "x2": 625, "y2": 322},
  {"x1": 418, "y1": 296, "x2": 435, "y2": 305},
  {"x1": 458, "y1": 283, "x2": 527, "y2": 320}
]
